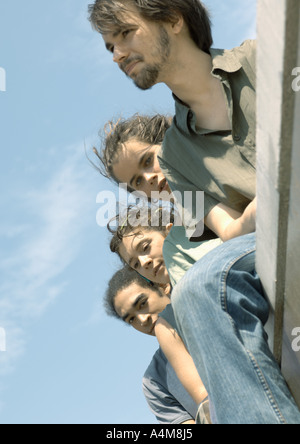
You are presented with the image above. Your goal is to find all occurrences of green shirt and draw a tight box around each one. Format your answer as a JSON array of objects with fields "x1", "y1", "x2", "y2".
[
  {"x1": 163, "y1": 225, "x2": 223, "y2": 287},
  {"x1": 158, "y1": 40, "x2": 257, "y2": 234}
]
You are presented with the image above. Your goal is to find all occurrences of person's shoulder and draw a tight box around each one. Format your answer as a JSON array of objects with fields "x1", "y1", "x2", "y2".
[
  {"x1": 222, "y1": 39, "x2": 257, "y2": 82},
  {"x1": 217, "y1": 39, "x2": 256, "y2": 63},
  {"x1": 231, "y1": 39, "x2": 257, "y2": 65},
  {"x1": 236, "y1": 39, "x2": 256, "y2": 55},
  {"x1": 163, "y1": 225, "x2": 186, "y2": 247},
  {"x1": 143, "y1": 347, "x2": 167, "y2": 381}
]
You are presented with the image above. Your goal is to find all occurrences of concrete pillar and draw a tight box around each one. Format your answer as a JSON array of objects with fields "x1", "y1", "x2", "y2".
[{"x1": 256, "y1": 0, "x2": 300, "y2": 406}]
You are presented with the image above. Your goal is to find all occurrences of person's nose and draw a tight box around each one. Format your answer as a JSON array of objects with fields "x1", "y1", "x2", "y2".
[
  {"x1": 138, "y1": 313, "x2": 150, "y2": 326},
  {"x1": 113, "y1": 44, "x2": 128, "y2": 64},
  {"x1": 144, "y1": 172, "x2": 158, "y2": 187},
  {"x1": 140, "y1": 256, "x2": 152, "y2": 269}
]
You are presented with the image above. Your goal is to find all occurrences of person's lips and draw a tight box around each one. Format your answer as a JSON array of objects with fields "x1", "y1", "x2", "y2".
[
  {"x1": 124, "y1": 60, "x2": 140, "y2": 76},
  {"x1": 149, "y1": 320, "x2": 157, "y2": 335},
  {"x1": 159, "y1": 179, "x2": 166, "y2": 192},
  {"x1": 158, "y1": 178, "x2": 170, "y2": 193},
  {"x1": 154, "y1": 262, "x2": 164, "y2": 277}
]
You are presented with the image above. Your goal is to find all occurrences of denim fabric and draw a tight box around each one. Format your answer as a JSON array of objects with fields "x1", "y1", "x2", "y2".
[{"x1": 171, "y1": 233, "x2": 300, "y2": 424}]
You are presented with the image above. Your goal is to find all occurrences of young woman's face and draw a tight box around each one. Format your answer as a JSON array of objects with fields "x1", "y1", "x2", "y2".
[
  {"x1": 114, "y1": 282, "x2": 171, "y2": 336},
  {"x1": 112, "y1": 139, "x2": 172, "y2": 198},
  {"x1": 118, "y1": 226, "x2": 172, "y2": 285}
]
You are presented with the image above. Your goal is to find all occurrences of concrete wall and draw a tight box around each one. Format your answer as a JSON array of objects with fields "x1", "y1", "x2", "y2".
[
  {"x1": 256, "y1": 0, "x2": 300, "y2": 406},
  {"x1": 281, "y1": 14, "x2": 300, "y2": 403}
]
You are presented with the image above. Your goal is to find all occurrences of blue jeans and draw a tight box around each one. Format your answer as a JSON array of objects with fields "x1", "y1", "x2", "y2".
[{"x1": 171, "y1": 233, "x2": 300, "y2": 424}]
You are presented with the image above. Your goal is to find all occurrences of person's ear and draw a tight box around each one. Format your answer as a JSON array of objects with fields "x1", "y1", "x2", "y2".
[
  {"x1": 165, "y1": 223, "x2": 173, "y2": 235},
  {"x1": 160, "y1": 282, "x2": 172, "y2": 296},
  {"x1": 170, "y1": 13, "x2": 184, "y2": 35}
]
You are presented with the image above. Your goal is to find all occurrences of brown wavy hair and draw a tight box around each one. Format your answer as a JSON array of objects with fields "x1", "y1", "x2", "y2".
[
  {"x1": 93, "y1": 113, "x2": 172, "y2": 192},
  {"x1": 88, "y1": 0, "x2": 213, "y2": 54},
  {"x1": 108, "y1": 203, "x2": 175, "y2": 261}
]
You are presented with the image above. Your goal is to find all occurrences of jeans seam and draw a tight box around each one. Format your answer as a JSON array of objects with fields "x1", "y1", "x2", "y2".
[
  {"x1": 246, "y1": 350, "x2": 287, "y2": 424},
  {"x1": 219, "y1": 247, "x2": 256, "y2": 314},
  {"x1": 219, "y1": 248, "x2": 287, "y2": 424}
]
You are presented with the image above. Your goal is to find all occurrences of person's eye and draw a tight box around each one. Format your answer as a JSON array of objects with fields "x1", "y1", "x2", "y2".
[
  {"x1": 133, "y1": 260, "x2": 140, "y2": 270},
  {"x1": 143, "y1": 243, "x2": 150, "y2": 252},
  {"x1": 122, "y1": 29, "x2": 131, "y2": 38},
  {"x1": 145, "y1": 155, "x2": 153, "y2": 167},
  {"x1": 140, "y1": 299, "x2": 148, "y2": 309},
  {"x1": 128, "y1": 316, "x2": 135, "y2": 325},
  {"x1": 135, "y1": 176, "x2": 142, "y2": 188}
]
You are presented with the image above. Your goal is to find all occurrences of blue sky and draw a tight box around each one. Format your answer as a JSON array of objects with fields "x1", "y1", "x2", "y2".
[{"x1": 0, "y1": 0, "x2": 256, "y2": 424}]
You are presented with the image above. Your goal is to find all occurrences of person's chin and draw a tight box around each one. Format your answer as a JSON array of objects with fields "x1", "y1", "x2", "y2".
[
  {"x1": 134, "y1": 79, "x2": 155, "y2": 91},
  {"x1": 133, "y1": 71, "x2": 158, "y2": 91},
  {"x1": 161, "y1": 273, "x2": 170, "y2": 285}
]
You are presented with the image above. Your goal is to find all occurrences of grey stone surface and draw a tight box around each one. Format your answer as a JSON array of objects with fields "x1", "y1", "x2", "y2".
[{"x1": 256, "y1": 0, "x2": 300, "y2": 406}]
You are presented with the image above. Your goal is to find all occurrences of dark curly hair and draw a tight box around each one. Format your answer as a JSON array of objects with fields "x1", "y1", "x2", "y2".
[{"x1": 104, "y1": 265, "x2": 166, "y2": 321}]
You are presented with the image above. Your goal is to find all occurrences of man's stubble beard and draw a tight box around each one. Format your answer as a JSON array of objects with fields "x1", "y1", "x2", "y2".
[{"x1": 132, "y1": 27, "x2": 171, "y2": 91}]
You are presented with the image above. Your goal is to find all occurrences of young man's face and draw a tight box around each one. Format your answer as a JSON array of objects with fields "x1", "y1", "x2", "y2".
[
  {"x1": 112, "y1": 139, "x2": 172, "y2": 198},
  {"x1": 114, "y1": 282, "x2": 171, "y2": 336},
  {"x1": 118, "y1": 226, "x2": 172, "y2": 284},
  {"x1": 102, "y1": 8, "x2": 171, "y2": 90}
]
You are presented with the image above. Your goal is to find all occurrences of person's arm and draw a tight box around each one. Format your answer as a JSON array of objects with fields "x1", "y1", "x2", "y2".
[
  {"x1": 204, "y1": 198, "x2": 256, "y2": 242},
  {"x1": 154, "y1": 318, "x2": 208, "y2": 406}
]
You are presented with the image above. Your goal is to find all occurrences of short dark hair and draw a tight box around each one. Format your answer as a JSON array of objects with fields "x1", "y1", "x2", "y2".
[
  {"x1": 92, "y1": 113, "x2": 172, "y2": 192},
  {"x1": 104, "y1": 265, "x2": 161, "y2": 321},
  {"x1": 88, "y1": 0, "x2": 213, "y2": 53}
]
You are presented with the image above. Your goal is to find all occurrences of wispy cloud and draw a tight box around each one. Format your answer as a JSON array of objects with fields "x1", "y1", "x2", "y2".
[
  {"x1": 0, "y1": 141, "x2": 95, "y2": 378},
  {"x1": 207, "y1": 0, "x2": 257, "y2": 47},
  {"x1": 45, "y1": 3, "x2": 111, "y2": 71}
]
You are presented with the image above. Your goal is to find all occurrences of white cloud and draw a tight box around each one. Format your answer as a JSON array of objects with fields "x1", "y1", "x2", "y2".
[{"x1": 0, "y1": 141, "x2": 95, "y2": 376}]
